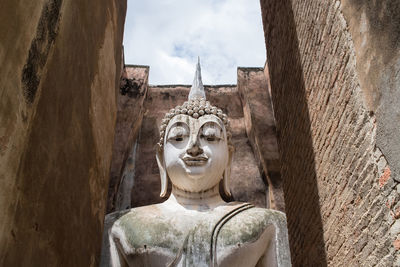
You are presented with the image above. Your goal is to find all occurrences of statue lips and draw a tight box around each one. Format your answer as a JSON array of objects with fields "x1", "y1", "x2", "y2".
[{"x1": 182, "y1": 155, "x2": 208, "y2": 166}]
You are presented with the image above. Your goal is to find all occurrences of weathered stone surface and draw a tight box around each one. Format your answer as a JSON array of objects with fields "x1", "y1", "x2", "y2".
[
  {"x1": 107, "y1": 65, "x2": 149, "y2": 213},
  {"x1": 237, "y1": 67, "x2": 284, "y2": 211},
  {"x1": 260, "y1": 0, "x2": 400, "y2": 266},
  {"x1": 109, "y1": 205, "x2": 290, "y2": 266},
  {"x1": 0, "y1": 0, "x2": 126, "y2": 266}
]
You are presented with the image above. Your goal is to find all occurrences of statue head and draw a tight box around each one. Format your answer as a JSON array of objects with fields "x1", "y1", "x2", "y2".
[{"x1": 156, "y1": 59, "x2": 233, "y2": 198}]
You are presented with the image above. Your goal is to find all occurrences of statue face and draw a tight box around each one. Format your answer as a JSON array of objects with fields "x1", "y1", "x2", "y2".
[{"x1": 163, "y1": 114, "x2": 229, "y2": 192}]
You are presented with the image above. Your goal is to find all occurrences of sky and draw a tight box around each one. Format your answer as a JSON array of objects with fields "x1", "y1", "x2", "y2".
[{"x1": 123, "y1": 0, "x2": 266, "y2": 85}]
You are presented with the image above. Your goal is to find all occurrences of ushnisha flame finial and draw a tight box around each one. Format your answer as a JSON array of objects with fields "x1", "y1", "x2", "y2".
[
  {"x1": 188, "y1": 57, "x2": 206, "y2": 100},
  {"x1": 157, "y1": 59, "x2": 231, "y2": 149}
]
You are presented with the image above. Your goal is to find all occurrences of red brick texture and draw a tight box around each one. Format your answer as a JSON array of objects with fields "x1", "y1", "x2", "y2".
[{"x1": 260, "y1": 0, "x2": 399, "y2": 266}]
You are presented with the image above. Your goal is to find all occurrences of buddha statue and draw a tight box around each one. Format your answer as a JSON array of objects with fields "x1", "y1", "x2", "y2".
[{"x1": 109, "y1": 60, "x2": 291, "y2": 267}]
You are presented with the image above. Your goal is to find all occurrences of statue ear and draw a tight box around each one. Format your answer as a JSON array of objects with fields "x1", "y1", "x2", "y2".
[
  {"x1": 222, "y1": 145, "x2": 234, "y2": 197},
  {"x1": 156, "y1": 147, "x2": 168, "y2": 197}
]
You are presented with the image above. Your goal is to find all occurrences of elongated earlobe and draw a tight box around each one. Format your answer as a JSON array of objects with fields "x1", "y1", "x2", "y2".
[
  {"x1": 222, "y1": 169, "x2": 232, "y2": 197},
  {"x1": 222, "y1": 146, "x2": 234, "y2": 197},
  {"x1": 156, "y1": 147, "x2": 168, "y2": 197}
]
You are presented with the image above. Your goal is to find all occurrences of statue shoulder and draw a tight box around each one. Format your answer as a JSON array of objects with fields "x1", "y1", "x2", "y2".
[
  {"x1": 110, "y1": 204, "x2": 186, "y2": 252},
  {"x1": 218, "y1": 206, "x2": 287, "y2": 246},
  {"x1": 111, "y1": 204, "x2": 162, "y2": 238},
  {"x1": 113, "y1": 205, "x2": 158, "y2": 224},
  {"x1": 248, "y1": 207, "x2": 287, "y2": 225},
  {"x1": 222, "y1": 203, "x2": 287, "y2": 225}
]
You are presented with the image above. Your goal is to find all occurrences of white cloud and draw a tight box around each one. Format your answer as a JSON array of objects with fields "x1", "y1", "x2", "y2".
[{"x1": 123, "y1": 0, "x2": 266, "y2": 85}]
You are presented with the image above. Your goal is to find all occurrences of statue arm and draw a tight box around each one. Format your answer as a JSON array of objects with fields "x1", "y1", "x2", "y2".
[
  {"x1": 109, "y1": 226, "x2": 129, "y2": 267},
  {"x1": 259, "y1": 212, "x2": 291, "y2": 267}
]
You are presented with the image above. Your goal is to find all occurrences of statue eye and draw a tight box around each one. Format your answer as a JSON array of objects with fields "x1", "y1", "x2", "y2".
[
  {"x1": 175, "y1": 136, "x2": 184, "y2": 142},
  {"x1": 200, "y1": 133, "x2": 220, "y2": 142},
  {"x1": 167, "y1": 134, "x2": 187, "y2": 142},
  {"x1": 202, "y1": 135, "x2": 216, "y2": 142},
  {"x1": 167, "y1": 125, "x2": 188, "y2": 142},
  {"x1": 201, "y1": 125, "x2": 223, "y2": 142}
]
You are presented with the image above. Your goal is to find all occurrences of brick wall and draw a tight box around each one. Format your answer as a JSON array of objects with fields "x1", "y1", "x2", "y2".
[
  {"x1": 260, "y1": 0, "x2": 400, "y2": 266},
  {"x1": 237, "y1": 68, "x2": 284, "y2": 211}
]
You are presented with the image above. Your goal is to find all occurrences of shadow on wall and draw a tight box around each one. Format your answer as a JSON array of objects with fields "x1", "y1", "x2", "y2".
[{"x1": 261, "y1": 0, "x2": 328, "y2": 265}]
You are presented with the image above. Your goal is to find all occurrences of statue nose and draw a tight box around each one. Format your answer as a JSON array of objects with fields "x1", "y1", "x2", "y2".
[{"x1": 186, "y1": 141, "x2": 203, "y2": 156}]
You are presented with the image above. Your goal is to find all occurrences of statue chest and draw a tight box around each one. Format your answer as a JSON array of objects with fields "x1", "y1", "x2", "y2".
[{"x1": 114, "y1": 206, "x2": 273, "y2": 267}]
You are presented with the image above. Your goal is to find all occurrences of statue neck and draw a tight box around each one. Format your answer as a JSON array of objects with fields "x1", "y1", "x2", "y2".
[{"x1": 169, "y1": 184, "x2": 225, "y2": 210}]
